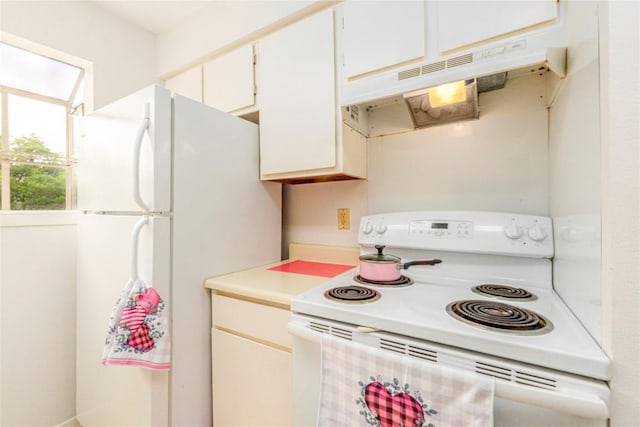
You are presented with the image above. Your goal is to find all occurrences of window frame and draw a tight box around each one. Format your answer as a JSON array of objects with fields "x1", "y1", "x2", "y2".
[{"x1": 0, "y1": 46, "x2": 85, "y2": 211}]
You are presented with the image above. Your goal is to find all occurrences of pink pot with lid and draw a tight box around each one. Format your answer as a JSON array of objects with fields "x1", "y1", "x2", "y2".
[{"x1": 359, "y1": 245, "x2": 442, "y2": 282}]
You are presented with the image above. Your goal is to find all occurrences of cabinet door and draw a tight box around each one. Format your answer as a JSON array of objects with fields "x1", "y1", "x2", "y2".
[
  {"x1": 203, "y1": 44, "x2": 255, "y2": 113},
  {"x1": 436, "y1": 0, "x2": 558, "y2": 52},
  {"x1": 164, "y1": 66, "x2": 202, "y2": 103},
  {"x1": 341, "y1": 1, "x2": 425, "y2": 78},
  {"x1": 259, "y1": 9, "x2": 336, "y2": 176},
  {"x1": 212, "y1": 329, "x2": 292, "y2": 426}
]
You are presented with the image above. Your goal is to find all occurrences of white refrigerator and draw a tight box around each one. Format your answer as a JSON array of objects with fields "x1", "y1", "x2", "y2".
[{"x1": 75, "y1": 85, "x2": 282, "y2": 426}]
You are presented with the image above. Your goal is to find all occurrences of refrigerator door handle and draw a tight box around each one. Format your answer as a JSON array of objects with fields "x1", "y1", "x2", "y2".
[
  {"x1": 131, "y1": 215, "x2": 149, "y2": 281},
  {"x1": 133, "y1": 103, "x2": 151, "y2": 212}
]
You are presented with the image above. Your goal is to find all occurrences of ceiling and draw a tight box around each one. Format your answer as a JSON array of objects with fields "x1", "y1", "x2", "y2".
[{"x1": 91, "y1": 1, "x2": 213, "y2": 34}]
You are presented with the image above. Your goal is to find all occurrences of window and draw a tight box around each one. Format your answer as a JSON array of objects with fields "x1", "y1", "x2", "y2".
[{"x1": 0, "y1": 41, "x2": 85, "y2": 210}]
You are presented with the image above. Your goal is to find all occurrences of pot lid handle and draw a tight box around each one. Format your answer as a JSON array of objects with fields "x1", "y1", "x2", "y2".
[{"x1": 361, "y1": 245, "x2": 400, "y2": 262}]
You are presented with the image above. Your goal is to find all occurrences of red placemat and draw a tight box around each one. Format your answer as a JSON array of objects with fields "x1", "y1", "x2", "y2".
[{"x1": 269, "y1": 260, "x2": 354, "y2": 278}]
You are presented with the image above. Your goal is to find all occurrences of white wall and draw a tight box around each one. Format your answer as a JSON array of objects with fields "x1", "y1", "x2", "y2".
[
  {"x1": 0, "y1": 212, "x2": 77, "y2": 427},
  {"x1": 367, "y1": 73, "x2": 549, "y2": 215},
  {"x1": 283, "y1": 72, "x2": 550, "y2": 251},
  {"x1": 0, "y1": 0, "x2": 156, "y2": 110},
  {"x1": 599, "y1": 1, "x2": 640, "y2": 425},
  {"x1": 549, "y1": 2, "x2": 602, "y2": 343},
  {"x1": 283, "y1": 180, "x2": 367, "y2": 258}
]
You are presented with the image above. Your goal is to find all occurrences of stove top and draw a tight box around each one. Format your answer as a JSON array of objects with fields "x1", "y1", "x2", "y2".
[
  {"x1": 292, "y1": 269, "x2": 609, "y2": 380},
  {"x1": 290, "y1": 211, "x2": 610, "y2": 381}
]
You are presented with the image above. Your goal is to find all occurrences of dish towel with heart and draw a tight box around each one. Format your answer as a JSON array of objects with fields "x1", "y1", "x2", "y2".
[
  {"x1": 318, "y1": 334, "x2": 494, "y2": 427},
  {"x1": 101, "y1": 279, "x2": 170, "y2": 370}
]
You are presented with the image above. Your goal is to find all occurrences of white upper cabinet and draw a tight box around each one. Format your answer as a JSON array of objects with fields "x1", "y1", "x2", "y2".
[
  {"x1": 203, "y1": 44, "x2": 256, "y2": 113},
  {"x1": 436, "y1": 0, "x2": 559, "y2": 52},
  {"x1": 259, "y1": 8, "x2": 366, "y2": 182},
  {"x1": 338, "y1": 0, "x2": 564, "y2": 106},
  {"x1": 164, "y1": 45, "x2": 256, "y2": 115},
  {"x1": 164, "y1": 66, "x2": 202, "y2": 103},
  {"x1": 340, "y1": 1, "x2": 425, "y2": 79}
]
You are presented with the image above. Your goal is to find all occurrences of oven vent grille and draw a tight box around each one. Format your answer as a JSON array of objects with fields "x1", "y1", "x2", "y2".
[
  {"x1": 305, "y1": 321, "x2": 560, "y2": 394},
  {"x1": 447, "y1": 53, "x2": 473, "y2": 68},
  {"x1": 398, "y1": 67, "x2": 421, "y2": 80},
  {"x1": 421, "y1": 61, "x2": 446, "y2": 75},
  {"x1": 379, "y1": 338, "x2": 437, "y2": 362},
  {"x1": 475, "y1": 362, "x2": 557, "y2": 391},
  {"x1": 308, "y1": 321, "x2": 353, "y2": 341},
  {"x1": 397, "y1": 54, "x2": 471, "y2": 81}
]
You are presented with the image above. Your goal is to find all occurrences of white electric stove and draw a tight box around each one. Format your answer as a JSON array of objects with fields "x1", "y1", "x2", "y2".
[{"x1": 289, "y1": 211, "x2": 610, "y2": 426}]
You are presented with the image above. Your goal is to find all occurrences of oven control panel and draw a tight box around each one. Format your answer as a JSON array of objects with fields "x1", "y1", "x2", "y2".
[
  {"x1": 358, "y1": 211, "x2": 554, "y2": 258},
  {"x1": 408, "y1": 220, "x2": 473, "y2": 239}
]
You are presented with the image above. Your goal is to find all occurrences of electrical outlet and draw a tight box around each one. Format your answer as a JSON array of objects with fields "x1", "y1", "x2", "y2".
[{"x1": 338, "y1": 208, "x2": 350, "y2": 230}]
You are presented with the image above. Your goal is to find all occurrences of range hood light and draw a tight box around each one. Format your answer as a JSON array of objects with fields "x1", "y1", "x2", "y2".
[
  {"x1": 428, "y1": 80, "x2": 467, "y2": 107},
  {"x1": 404, "y1": 80, "x2": 479, "y2": 129}
]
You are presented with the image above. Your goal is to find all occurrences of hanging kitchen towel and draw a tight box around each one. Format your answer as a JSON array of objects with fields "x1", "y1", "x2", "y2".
[
  {"x1": 318, "y1": 334, "x2": 494, "y2": 427},
  {"x1": 101, "y1": 279, "x2": 170, "y2": 370}
]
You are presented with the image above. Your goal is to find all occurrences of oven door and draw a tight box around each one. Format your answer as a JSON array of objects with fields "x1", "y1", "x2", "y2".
[{"x1": 289, "y1": 315, "x2": 609, "y2": 427}]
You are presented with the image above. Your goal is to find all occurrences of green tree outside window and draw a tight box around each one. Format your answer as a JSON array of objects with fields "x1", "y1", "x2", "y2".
[{"x1": 7, "y1": 134, "x2": 66, "y2": 210}]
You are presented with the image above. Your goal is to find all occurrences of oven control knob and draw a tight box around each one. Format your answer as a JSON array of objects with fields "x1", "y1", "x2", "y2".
[
  {"x1": 375, "y1": 223, "x2": 388, "y2": 234},
  {"x1": 528, "y1": 223, "x2": 548, "y2": 241},
  {"x1": 362, "y1": 221, "x2": 374, "y2": 234},
  {"x1": 504, "y1": 220, "x2": 523, "y2": 239}
]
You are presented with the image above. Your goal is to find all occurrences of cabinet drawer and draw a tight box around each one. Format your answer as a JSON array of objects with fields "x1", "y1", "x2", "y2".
[{"x1": 212, "y1": 293, "x2": 291, "y2": 349}]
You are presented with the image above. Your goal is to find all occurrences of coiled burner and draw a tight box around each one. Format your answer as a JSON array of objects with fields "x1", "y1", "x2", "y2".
[
  {"x1": 353, "y1": 275, "x2": 414, "y2": 287},
  {"x1": 324, "y1": 286, "x2": 381, "y2": 304},
  {"x1": 446, "y1": 300, "x2": 553, "y2": 335},
  {"x1": 472, "y1": 284, "x2": 537, "y2": 301}
]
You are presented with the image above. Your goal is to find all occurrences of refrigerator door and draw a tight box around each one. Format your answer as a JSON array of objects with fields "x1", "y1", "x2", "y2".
[
  {"x1": 169, "y1": 94, "x2": 282, "y2": 425},
  {"x1": 75, "y1": 85, "x2": 171, "y2": 213},
  {"x1": 76, "y1": 213, "x2": 170, "y2": 427}
]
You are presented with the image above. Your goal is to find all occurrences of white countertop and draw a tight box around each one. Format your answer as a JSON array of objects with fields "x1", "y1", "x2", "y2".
[
  {"x1": 204, "y1": 243, "x2": 360, "y2": 306},
  {"x1": 204, "y1": 260, "x2": 336, "y2": 306}
]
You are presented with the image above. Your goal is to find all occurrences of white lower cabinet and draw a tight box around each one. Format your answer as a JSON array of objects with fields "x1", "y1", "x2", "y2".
[{"x1": 211, "y1": 293, "x2": 292, "y2": 426}]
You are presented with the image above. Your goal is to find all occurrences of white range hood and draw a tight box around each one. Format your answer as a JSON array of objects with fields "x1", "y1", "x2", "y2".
[
  {"x1": 340, "y1": 26, "x2": 567, "y2": 108},
  {"x1": 339, "y1": 14, "x2": 567, "y2": 136}
]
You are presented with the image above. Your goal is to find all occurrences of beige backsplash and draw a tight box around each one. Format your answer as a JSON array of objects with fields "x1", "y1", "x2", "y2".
[{"x1": 288, "y1": 243, "x2": 360, "y2": 266}]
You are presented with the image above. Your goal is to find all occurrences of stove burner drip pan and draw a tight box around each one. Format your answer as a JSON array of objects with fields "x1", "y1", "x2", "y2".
[
  {"x1": 472, "y1": 284, "x2": 537, "y2": 301},
  {"x1": 324, "y1": 286, "x2": 381, "y2": 304},
  {"x1": 353, "y1": 275, "x2": 414, "y2": 287},
  {"x1": 446, "y1": 300, "x2": 553, "y2": 335}
]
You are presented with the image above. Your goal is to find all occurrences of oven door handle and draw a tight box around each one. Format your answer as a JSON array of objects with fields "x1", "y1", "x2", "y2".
[
  {"x1": 288, "y1": 323, "x2": 378, "y2": 343},
  {"x1": 288, "y1": 323, "x2": 609, "y2": 420},
  {"x1": 496, "y1": 382, "x2": 609, "y2": 419}
]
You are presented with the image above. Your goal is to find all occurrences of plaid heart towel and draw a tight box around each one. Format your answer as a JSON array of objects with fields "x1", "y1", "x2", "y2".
[
  {"x1": 318, "y1": 334, "x2": 494, "y2": 427},
  {"x1": 101, "y1": 279, "x2": 170, "y2": 370}
]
